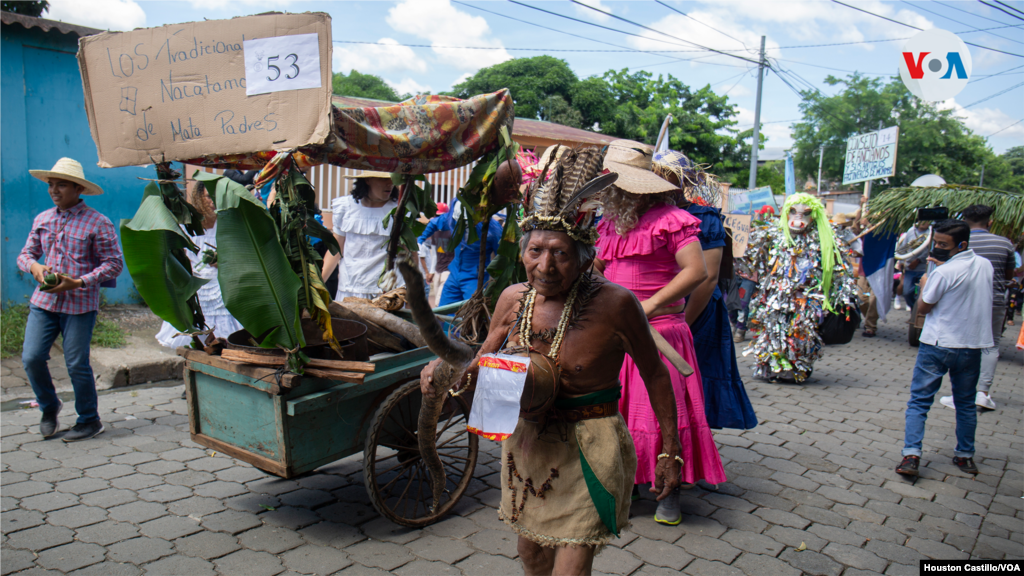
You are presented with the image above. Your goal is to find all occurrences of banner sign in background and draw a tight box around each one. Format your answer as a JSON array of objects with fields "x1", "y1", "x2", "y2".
[
  {"x1": 723, "y1": 213, "x2": 752, "y2": 257},
  {"x1": 728, "y1": 187, "x2": 776, "y2": 215},
  {"x1": 78, "y1": 13, "x2": 333, "y2": 168},
  {"x1": 843, "y1": 126, "x2": 899, "y2": 185}
]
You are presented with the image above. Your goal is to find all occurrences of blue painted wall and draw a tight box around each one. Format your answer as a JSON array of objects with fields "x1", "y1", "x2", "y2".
[{"x1": 2, "y1": 22, "x2": 151, "y2": 306}]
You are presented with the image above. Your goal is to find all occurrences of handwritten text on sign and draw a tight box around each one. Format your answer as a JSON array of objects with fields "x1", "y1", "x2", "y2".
[
  {"x1": 244, "y1": 34, "x2": 322, "y2": 95},
  {"x1": 843, "y1": 126, "x2": 899, "y2": 185},
  {"x1": 723, "y1": 213, "x2": 752, "y2": 257},
  {"x1": 77, "y1": 13, "x2": 332, "y2": 168}
]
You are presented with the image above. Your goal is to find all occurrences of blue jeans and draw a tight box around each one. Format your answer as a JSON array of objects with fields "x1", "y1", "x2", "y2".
[
  {"x1": 903, "y1": 343, "x2": 981, "y2": 458},
  {"x1": 22, "y1": 305, "x2": 99, "y2": 424},
  {"x1": 903, "y1": 268, "x2": 925, "y2": 308}
]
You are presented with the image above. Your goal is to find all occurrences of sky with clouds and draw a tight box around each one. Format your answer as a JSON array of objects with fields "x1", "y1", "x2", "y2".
[{"x1": 46, "y1": 0, "x2": 1024, "y2": 154}]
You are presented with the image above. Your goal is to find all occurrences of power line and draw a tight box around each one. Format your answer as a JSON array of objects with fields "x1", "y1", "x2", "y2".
[
  {"x1": 978, "y1": 0, "x2": 1024, "y2": 21},
  {"x1": 935, "y1": 0, "x2": 1016, "y2": 26},
  {"x1": 561, "y1": 0, "x2": 763, "y2": 65},
  {"x1": 448, "y1": 0, "x2": 679, "y2": 61},
  {"x1": 333, "y1": 40, "x2": 708, "y2": 53},
  {"x1": 985, "y1": 117, "x2": 1024, "y2": 137},
  {"x1": 962, "y1": 77, "x2": 1024, "y2": 106},
  {"x1": 652, "y1": 0, "x2": 749, "y2": 49},
  {"x1": 899, "y1": 0, "x2": 1024, "y2": 46},
  {"x1": 504, "y1": 0, "x2": 718, "y2": 54},
  {"x1": 831, "y1": 0, "x2": 1024, "y2": 58},
  {"x1": 995, "y1": 0, "x2": 1024, "y2": 17},
  {"x1": 772, "y1": 57, "x2": 894, "y2": 76},
  {"x1": 971, "y1": 63, "x2": 1024, "y2": 82}
]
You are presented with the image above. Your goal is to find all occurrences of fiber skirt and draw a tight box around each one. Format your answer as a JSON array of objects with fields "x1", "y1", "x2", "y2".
[{"x1": 500, "y1": 408, "x2": 635, "y2": 549}]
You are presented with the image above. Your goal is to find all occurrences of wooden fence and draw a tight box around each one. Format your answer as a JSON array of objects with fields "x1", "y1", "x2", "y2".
[{"x1": 185, "y1": 163, "x2": 476, "y2": 211}]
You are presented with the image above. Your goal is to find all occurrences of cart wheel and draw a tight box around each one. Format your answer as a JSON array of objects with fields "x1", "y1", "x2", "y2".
[
  {"x1": 364, "y1": 378, "x2": 479, "y2": 527},
  {"x1": 909, "y1": 301, "x2": 922, "y2": 347}
]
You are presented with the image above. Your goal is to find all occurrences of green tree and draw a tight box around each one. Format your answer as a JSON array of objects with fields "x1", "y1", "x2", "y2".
[
  {"x1": 600, "y1": 69, "x2": 747, "y2": 174},
  {"x1": 538, "y1": 95, "x2": 583, "y2": 128},
  {"x1": 792, "y1": 74, "x2": 992, "y2": 189},
  {"x1": 449, "y1": 56, "x2": 579, "y2": 121},
  {"x1": 1, "y1": 1, "x2": 48, "y2": 16},
  {"x1": 332, "y1": 70, "x2": 400, "y2": 102},
  {"x1": 982, "y1": 146, "x2": 1024, "y2": 193},
  {"x1": 732, "y1": 160, "x2": 786, "y2": 192}
]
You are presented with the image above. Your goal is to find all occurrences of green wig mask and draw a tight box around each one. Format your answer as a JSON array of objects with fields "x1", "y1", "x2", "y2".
[{"x1": 779, "y1": 193, "x2": 841, "y2": 312}]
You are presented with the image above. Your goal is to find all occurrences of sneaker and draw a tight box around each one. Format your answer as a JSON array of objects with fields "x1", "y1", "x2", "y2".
[
  {"x1": 893, "y1": 298, "x2": 903, "y2": 310},
  {"x1": 939, "y1": 395, "x2": 956, "y2": 410},
  {"x1": 953, "y1": 456, "x2": 979, "y2": 475},
  {"x1": 654, "y1": 488, "x2": 681, "y2": 525},
  {"x1": 895, "y1": 455, "x2": 920, "y2": 477},
  {"x1": 39, "y1": 400, "x2": 63, "y2": 438},
  {"x1": 975, "y1": 392, "x2": 996, "y2": 410},
  {"x1": 62, "y1": 420, "x2": 104, "y2": 442},
  {"x1": 733, "y1": 329, "x2": 746, "y2": 344}
]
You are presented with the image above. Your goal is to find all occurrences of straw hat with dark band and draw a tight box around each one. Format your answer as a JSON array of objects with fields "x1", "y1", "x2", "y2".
[
  {"x1": 350, "y1": 170, "x2": 394, "y2": 180},
  {"x1": 30, "y1": 158, "x2": 104, "y2": 196},
  {"x1": 603, "y1": 140, "x2": 677, "y2": 195}
]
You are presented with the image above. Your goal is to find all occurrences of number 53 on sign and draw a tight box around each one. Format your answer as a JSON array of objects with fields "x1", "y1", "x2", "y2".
[{"x1": 244, "y1": 33, "x2": 322, "y2": 95}]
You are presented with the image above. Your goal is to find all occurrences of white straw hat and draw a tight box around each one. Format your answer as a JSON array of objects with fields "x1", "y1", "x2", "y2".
[
  {"x1": 30, "y1": 158, "x2": 103, "y2": 196},
  {"x1": 603, "y1": 140, "x2": 677, "y2": 195},
  {"x1": 350, "y1": 170, "x2": 394, "y2": 180}
]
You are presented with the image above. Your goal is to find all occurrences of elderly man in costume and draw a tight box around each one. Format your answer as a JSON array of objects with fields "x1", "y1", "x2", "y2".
[
  {"x1": 419, "y1": 146, "x2": 683, "y2": 576},
  {"x1": 743, "y1": 193, "x2": 859, "y2": 382}
]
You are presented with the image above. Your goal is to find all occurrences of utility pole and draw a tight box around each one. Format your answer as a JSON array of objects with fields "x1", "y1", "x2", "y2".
[
  {"x1": 817, "y1": 144, "x2": 824, "y2": 193},
  {"x1": 979, "y1": 163, "x2": 985, "y2": 186},
  {"x1": 748, "y1": 35, "x2": 766, "y2": 190}
]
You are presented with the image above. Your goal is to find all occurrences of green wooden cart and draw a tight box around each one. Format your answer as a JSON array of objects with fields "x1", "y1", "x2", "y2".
[{"x1": 181, "y1": 304, "x2": 479, "y2": 527}]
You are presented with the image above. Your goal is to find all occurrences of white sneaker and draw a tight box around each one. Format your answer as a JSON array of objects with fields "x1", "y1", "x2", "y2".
[
  {"x1": 939, "y1": 395, "x2": 956, "y2": 409},
  {"x1": 893, "y1": 298, "x2": 903, "y2": 310},
  {"x1": 976, "y1": 392, "x2": 996, "y2": 410}
]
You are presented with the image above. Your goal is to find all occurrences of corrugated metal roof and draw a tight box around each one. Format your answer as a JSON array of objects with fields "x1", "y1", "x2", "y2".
[
  {"x1": 332, "y1": 94, "x2": 613, "y2": 148},
  {"x1": 1, "y1": 12, "x2": 102, "y2": 38}
]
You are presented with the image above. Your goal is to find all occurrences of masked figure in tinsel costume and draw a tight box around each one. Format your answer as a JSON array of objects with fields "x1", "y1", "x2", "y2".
[{"x1": 743, "y1": 193, "x2": 859, "y2": 382}]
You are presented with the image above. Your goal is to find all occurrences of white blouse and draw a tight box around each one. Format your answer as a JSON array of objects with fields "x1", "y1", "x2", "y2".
[{"x1": 332, "y1": 195, "x2": 403, "y2": 299}]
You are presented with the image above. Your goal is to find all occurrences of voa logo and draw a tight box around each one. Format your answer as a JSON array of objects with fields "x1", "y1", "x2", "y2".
[{"x1": 899, "y1": 28, "x2": 972, "y2": 101}]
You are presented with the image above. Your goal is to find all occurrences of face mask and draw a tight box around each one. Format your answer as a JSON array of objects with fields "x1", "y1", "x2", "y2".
[
  {"x1": 930, "y1": 242, "x2": 964, "y2": 262},
  {"x1": 929, "y1": 247, "x2": 952, "y2": 262}
]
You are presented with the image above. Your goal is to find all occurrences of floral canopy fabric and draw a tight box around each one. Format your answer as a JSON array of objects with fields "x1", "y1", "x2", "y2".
[{"x1": 183, "y1": 89, "x2": 515, "y2": 184}]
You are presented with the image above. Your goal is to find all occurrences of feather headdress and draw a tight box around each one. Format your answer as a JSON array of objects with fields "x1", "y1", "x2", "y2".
[
  {"x1": 652, "y1": 150, "x2": 722, "y2": 208},
  {"x1": 520, "y1": 145, "x2": 617, "y2": 245}
]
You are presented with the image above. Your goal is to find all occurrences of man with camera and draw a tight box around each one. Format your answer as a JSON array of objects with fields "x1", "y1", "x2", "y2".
[{"x1": 896, "y1": 220, "x2": 992, "y2": 477}]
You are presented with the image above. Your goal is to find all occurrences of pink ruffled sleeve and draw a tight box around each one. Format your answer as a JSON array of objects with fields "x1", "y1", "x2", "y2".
[{"x1": 597, "y1": 204, "x2": 701, "y2": 260}]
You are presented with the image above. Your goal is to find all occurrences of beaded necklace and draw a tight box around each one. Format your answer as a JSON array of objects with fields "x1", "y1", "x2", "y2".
[{"x1": 518, "y1": 275, "x2": 583, "y2": 360}]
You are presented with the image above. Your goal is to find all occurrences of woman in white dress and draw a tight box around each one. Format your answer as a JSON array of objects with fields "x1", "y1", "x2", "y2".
[
  {"x1": 321, "y1": 171, "x2": 402, "y2": 300},
  {"x1": 155, "y1": 182, "x2": 243, "y2": 348}
]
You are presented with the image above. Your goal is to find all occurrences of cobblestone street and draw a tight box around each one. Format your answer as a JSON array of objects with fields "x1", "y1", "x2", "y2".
[{"x1": 2, "y1": 308, "x2": 1022, "y2": 575}]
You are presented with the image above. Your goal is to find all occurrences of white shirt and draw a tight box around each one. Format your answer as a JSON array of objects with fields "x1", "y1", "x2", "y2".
[
  {"x1": 919, "y1": 249, "x2": 994, "y2": 349},
  {"x1": 332, "y1": 195, "x2": 402, "y2": 299}
]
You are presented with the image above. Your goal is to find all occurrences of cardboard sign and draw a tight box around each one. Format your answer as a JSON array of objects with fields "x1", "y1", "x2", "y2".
[
  {"x1": 843, "y1": 126, "x2": 899, "y2": 185},
  {"x1": 723, "y1": 213, "x2": 752, "y2": 257},
  {"x1": 78, "y1": 13, "x2": 333, "y2": 168}
]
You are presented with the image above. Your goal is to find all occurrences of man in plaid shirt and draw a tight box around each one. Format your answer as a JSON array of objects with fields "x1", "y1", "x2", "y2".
[{"x1": 17, "y1": 158, "x2": 123, "y2": 442}]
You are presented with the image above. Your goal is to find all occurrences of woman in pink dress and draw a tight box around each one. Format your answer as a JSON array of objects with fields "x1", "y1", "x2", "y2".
[{"x1": 596, "y1": 140, "x2": 727, "y2": 526}]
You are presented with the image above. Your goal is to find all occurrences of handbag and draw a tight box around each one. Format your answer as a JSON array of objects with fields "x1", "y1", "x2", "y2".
[{"x1": 819, "y1": 306, "x2": 861, "y2": 345}]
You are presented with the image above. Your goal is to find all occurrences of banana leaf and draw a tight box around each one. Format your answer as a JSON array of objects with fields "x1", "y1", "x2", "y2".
[
  {"x1": 121, "y1": 194, "x2": 208, "y2": 332},
  {"x1": 194, "y1": 171, "x2": 304, "y2": 354},
  {"x1": 869, "y1": 184, "x2": 1024, "y2": 239},
  {"x1": 274, "y1": 166, "x2": 341, "y2": 358}
]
